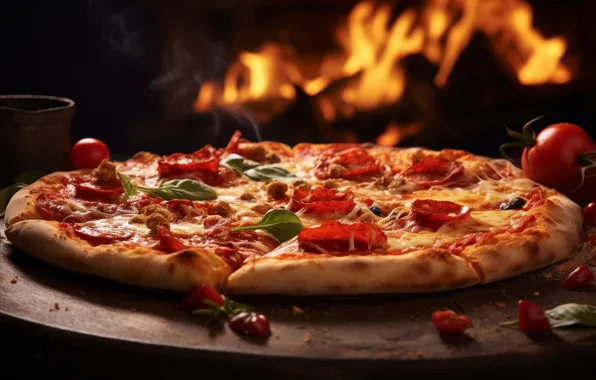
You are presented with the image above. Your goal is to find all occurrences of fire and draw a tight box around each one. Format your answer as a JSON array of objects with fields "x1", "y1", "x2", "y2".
[
  {"x1": 376, "y1": 122, "x2": 422, "y2": 147},
  {"x1": 194, "y1": 0, "x2": 572, "y2": 137}
]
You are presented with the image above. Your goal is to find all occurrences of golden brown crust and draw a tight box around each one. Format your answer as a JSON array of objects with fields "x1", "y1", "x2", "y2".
[
  {"x1": 5, "y1": 219, "x2": 232, "y2": 292},
  {"x1": 461, "y1": 192, "x2": 584, "y2": 283},
  {"x1": 4, "y1": 171, "x2": 76, "y2": 227},
  {"x1": 224, "y1": 246, "x2": 481, "y2": 295}
]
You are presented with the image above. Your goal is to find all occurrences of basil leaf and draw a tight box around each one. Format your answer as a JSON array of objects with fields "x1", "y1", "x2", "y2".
[
  {"x1": 243, "y1": 165, "x2": 294, "y2": 181},
  {"x1": 231, "y1": 209, "x2": 303, "y2": 242},
  {"x1": 118, "y1": 172, "x2": 138, "y2": 196},
  {"x1": 140, "y1": 179, "x2": 217, "y2": 201},
  {"x1": 118, "y1": 173, "x2": 217, "y2": 201},
  {"x1": 221, "y1": 154, "x2": 260, "y2": 174},
  {"x1": 222, "y1": 153, "x2": 294, "y2": 181},
  {"x1": 500, "y1": 303, "x2": 596, "y2": 329},
  {"x1": 545, "y1": 303, "x2": 596, "y2": 328}
]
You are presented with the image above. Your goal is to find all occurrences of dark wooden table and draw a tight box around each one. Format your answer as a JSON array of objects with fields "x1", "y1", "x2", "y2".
[{"x1": 2, "y1": 221, "x2": 596, "y2": 379}]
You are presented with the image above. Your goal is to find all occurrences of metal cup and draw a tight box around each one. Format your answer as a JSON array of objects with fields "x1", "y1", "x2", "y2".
[{"x1": 0, "y1": 95, "x2": 75, "y2": 186}]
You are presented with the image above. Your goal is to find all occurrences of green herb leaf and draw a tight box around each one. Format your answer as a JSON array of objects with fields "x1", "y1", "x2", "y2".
[
  {"x1": 500, "y1": 303, "x2": 596, "y2": 329},
  {"x1": 221, "y1": 154, "x2": 260, "y2": 174},
  {"x1": 231, "y1": 209, "x2": 303, "y2": 243},
  {"x1": 118, "y1": 173, "x2": 217, "y2": 201},
  {"x1": 244, "y1": 165, "x2": 294, "y2": 181},
  {"x1": 138, "y1": 179, "x2": 217, "y2": 201},
  {"x1": 118, "y1": 172, "x2": 138, "y2": 196},
  {"x1": 221, "y1": 153, "x2": 294, "y2": 181},
  {"x1": 545, "y1": 303, "x2": 596, "y2": 328},
  {"x1": 192, "y1": 309, "x2": 219, "y2": 316}
]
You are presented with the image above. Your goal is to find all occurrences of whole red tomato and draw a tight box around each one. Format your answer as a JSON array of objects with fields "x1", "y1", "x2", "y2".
[
  {"x1": 70, "y1": 138, "x2": 110, "y2": 170},
  {"x1": 502, "y1": 119, "x2": 596, "y2": 206}
]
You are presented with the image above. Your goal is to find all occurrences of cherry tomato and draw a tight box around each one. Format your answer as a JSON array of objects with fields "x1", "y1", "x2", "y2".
[
  {"x1": 562, "y1": 265, "x2": 594, "y2": 290},
  {"x1": 521, "y1": 123, "x2": 596, "y2": 204},
  {"x1": 179, "y1": 284, "x2": 224, "y2": 312},
  {"x1": 431, "y1": 309, "x2": 471, "y2": 334},
  {"x1": 583, "y1": 202, "x2": 596, "y2": 225},
  {"x1": 517, "y1": 300, "x2": 551, "y2": 333},
  {"x1": 70, "y1": 138, "x2": 110, "y2": 169},
  {"x1": 228, "y1": 311, "x2": 271, "y2": 338}
]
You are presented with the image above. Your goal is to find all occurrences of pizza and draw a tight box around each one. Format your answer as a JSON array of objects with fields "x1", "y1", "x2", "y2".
[{"x1": 3, "y1": 130, "x2": 584, "y2": 300}]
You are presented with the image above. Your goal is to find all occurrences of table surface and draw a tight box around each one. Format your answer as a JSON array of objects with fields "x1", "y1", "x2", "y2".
[{"x1": 3, "y1": 220, "x2": 596, "y2": 379}]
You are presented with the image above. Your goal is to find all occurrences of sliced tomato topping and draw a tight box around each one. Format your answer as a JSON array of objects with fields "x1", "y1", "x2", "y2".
[
  {"x1": 298, "y1": 220, "x2": 387, "y2": 253},
  {"x1": 314, "y1": 144, "x2": 380, "y2": 180},
  {"x1": 158, "y1": 145, "x2": 220, "y2": 178},
  {"x1": 523, "y1": 191, "x2": 546, "y2": 210},
  {"x1": 224, "y1": 130, "x2": 242, "y2": 154},
  {"x1": 73, "y1": 181, "x2": 123, "y2": 201},
  {"x1": 411, "y1": 199, "x2": 472, "y2": 227},
  {"x1": 402, "y1": 156, "x2": 463, "y2": 186},
  {"x1": 156, "y1": 226, "x2": 188, "y2": 253},
  {"x1": 72, "y1": 224, "x2": 133, "y2": 246},
  {"x1": 290, "y1": 187, "x2": 356, "y2": 214}
]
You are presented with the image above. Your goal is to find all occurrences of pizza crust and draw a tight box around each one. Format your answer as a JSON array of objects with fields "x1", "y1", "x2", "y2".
[
  {"x1": 5, "y1": 219, "x2": 233, "y2": 292},
  {"x1": 4, "y1": 171, "x2": 74, "y2": 227},
  {"x1": 225, "y1": 192, "x2": 584, "y2": 296},
  {"x1": 461, "y1": 192, "x2": 584, "y2": 283},
  {"x1": 224, "y1": 246, "x2": 481, "y2": 295}
]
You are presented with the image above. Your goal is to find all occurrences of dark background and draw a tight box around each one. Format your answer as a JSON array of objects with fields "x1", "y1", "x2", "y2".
[{"x1": 1, "y1": 0, "x2": 595, "y2": 158}]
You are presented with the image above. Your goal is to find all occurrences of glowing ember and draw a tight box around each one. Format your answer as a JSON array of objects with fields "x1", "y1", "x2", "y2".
[{"x1": 194, "y1": 0, "x2": 573, "y2": 138}]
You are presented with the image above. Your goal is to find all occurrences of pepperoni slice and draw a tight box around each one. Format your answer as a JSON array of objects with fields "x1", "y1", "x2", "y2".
[
  {"x1": 158, "y1": 145, "x2": 220, "y2": 178},
  {"x1": 289, "y1": 187, "x2": 356, "y2": 214},
  {"x1": 314, "y1": 144, "x2": 380, "y2": 180},
  {"x1": 156, "y1": 226, "x2": 188, "y2": 253},
  {"x1": 411, "y1": 199, "x2": 472, "y2": 225},
  {"x1": 72, "y1": 224, "x2": 133, "y2": 246},
  {"x1": 402, "y1": 157, "x2": 463, "y2": 186},
  {"x1": 298, "y1": 220, "x2": 387, "y2": 253},
  {"x1": 73, "y1": 181, "x2": 123, "y2": 201}
]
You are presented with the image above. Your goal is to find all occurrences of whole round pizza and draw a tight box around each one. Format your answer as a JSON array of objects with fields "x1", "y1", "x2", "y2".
[{"x1": 2, "y1": 130, "x2": 587, "y2": 335}]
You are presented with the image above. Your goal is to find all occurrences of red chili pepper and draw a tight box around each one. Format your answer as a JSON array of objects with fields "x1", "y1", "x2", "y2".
[
  {"x1": 517, "y1": 300, "x2": 551, "y2": 333},
  {"x1": 431, "y1": 309, "x2": 471, "y2": 333},
  {"x1": 562, "y1": 265, "x2": 594, "y2": 290},
  {"x1": 179, "y1": 284, "x2": 225, "y2": 311},
  {"x1": 228, "y1": 311, "x2": 271, "y2": 338}
]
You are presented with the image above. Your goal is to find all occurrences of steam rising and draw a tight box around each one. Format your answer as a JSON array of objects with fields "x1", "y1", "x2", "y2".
[{"x1": 87, "y1": 0, "x2": 262, "y2": 142}]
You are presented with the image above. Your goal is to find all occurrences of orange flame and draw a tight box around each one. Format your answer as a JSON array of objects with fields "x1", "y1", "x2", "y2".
[
  {"x1": 376, "y1": 122, "x2": 422, "y2": 146},
  {"x1": 194, "y1": 0, "x2": 572, "y2": 134}
]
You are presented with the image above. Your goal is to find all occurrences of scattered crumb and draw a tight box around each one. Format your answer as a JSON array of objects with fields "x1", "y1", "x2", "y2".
[
  {"x1": 54, "y1": 303, "x2": 60, "y2": 310},
  {"x1": 49, "y1": 309, "x2": 54, "y2": 312},
  {"x1": 557, "y1": 261, "x2": 577, "y2": 273},
  {"x1": 275, "y1": 335, "x2": 280, "y2": 340},
  {"x1": 65, "y1": 307, "x2": 69, "y2": 312},
  {"x1": 292, "y1": 305, "x2": 305, "y2": 315},
  {"x1": 495, "y1": 328, "x2": 501, "y2": 332},
  {"x1": 296, "y1": 324, "x2": 307, "y2": 330},
  {"x1": 495, "y1": 302, "x2": 506, "y2": 308},
  {"x1": 304, "y1": 332, "x2": 312, "y2": 343},
  {"x1": 10, "y1": 276, "x2": 19, "y2": 284},
  {"x1": 533, "y1": 291, "x2": 540, "y2": 296},
  {"x1": 543, "y1": 273, "x2": 552, "y2": 279}
]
